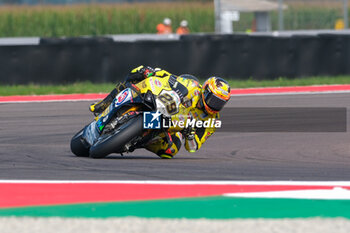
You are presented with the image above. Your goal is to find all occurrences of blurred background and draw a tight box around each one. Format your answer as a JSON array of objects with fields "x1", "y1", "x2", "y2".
[
  {"x1": 0, "y1": 0, "x2": 350, "y2": 87},
  {"x1": 0, "y1": 0, "x2": 347, "y2": 37}
]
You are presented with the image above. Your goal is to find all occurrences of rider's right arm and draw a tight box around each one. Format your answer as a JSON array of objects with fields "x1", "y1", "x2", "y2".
[
  {"x1": 126, "y1": 65, "x2": 172, "y2": 83},
  {"x1": 125, "y1": 65, "x2": 147, "y2": 84},
  {"x1": 154, "y1": 69, "x2": 172, "y2": 78},
  {"x1": 126, "y1": 65, "x2": 157, "y2": 84}
]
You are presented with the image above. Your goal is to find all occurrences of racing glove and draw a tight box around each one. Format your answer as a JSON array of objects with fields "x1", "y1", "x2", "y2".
[
  {"x1": 126, "y1": 65, "x2": 155, "y2": 83},
  {"x1": 141, "y1": 66, "x2": 155, "y2": 78},
  {"x1": 182, "y1": 127, "x2": 198, "y2": 153},
  {"x1": 182, "y1": 127, "x2": 196, "y2": 140}
]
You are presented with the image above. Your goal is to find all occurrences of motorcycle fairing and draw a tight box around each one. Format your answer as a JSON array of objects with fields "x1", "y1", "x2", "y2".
[
  {"x1": 82, "y1": 121, "x2": 100, "y2": 146},
  {"x1": 81, "y1": 88, "x2": 138, "y2": 146},
  {"x1": 95, "y1": 88, "x2": 135, "y2": 132}
]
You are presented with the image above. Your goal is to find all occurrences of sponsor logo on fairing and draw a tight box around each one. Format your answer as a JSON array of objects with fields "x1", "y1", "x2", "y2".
[
  {"x1": 154, "y1": 79, "x2": 162, "y2": 87},
  {"x1": 115, "y1": 89, "x2": 131, "y2": 107}
]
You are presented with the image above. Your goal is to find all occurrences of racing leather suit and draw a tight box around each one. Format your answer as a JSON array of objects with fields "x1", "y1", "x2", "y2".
[{"x1": 90, "y1": 66, "x2": 219, "y2": 159}]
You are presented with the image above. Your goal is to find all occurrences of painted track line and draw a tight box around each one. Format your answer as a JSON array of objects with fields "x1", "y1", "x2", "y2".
[
  {"x1": 0, "y1": 93, "x2": 107, "y2": 103},
  {"x1": 1, "y1": 180, "x2": 350, "y2": 186},
  {"x1": 1, "y1": 84, "x2": 350, "y2": 103},
  {"x1": 0, "y1": 180, "x2": 349, "y2": 208}
]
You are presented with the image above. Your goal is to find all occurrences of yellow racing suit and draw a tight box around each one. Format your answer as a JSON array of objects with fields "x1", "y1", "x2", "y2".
[
  {"x1": 91, "y1": 65, "x2": 219, "y2": 159},
  {"x1": 144, "y1": 69, "x2": 219, "y2": 159}
]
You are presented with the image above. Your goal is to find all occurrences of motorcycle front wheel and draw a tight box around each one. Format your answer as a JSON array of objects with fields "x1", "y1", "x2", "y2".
[
  {"x1": 89, "y1": 114, "x2": 144, "y2": 158},
  {"x1": 70, "y1": 128, "x2": 90, "y2": 157}
]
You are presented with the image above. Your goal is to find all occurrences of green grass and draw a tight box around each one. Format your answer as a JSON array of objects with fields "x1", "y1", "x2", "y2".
[
  {"x1": 0, "y1": 3, "x2": 214, "y2": 37},
  {"x1": 1, "y1": 76, "x2": 350, "y2": 96},
  {"x1": 0, "y1": 81, "x2": 115, "y2": 96}
]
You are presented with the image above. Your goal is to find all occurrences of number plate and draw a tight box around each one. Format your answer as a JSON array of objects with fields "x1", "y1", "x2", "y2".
[{"x1": 156, "y1": 90, "x2": 181, "y2": 116}]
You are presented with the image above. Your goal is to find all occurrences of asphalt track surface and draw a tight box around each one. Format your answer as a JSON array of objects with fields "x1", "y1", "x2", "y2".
[{"x1": 1, "y1": 93, "x2": 350, "y2": 181}]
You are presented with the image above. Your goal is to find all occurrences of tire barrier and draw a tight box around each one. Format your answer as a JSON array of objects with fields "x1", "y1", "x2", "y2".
[{"x1": 1, "y1": 33, "x2": 350, "y2": 84}]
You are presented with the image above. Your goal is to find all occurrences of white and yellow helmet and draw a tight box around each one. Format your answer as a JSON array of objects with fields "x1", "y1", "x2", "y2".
[{"x1": 201, "y1": 77, "x2": 231, "y2": 114}]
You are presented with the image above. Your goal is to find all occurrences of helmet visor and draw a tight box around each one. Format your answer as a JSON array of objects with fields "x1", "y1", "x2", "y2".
[{"x1": 203, "y1": 87, "x2": 227, "y2": 112}]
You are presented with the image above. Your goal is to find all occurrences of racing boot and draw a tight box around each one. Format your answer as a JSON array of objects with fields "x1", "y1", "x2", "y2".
[
  {"x1": 146, "y1": 132, "x2": 183, "y2": 159},
  {"x1": 90, "y1": 82, "x2": 126, "y2": 116},
  {"x1": 158, "y1": 154, "x2": 173, "y2": 159}
]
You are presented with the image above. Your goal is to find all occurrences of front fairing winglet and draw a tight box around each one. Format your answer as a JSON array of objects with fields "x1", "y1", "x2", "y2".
[{"x1": 82, "y1": 121, "x2": 99, "y2": 146}]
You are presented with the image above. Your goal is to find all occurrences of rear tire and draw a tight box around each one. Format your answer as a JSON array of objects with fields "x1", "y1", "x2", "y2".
[
  {"x1": 70, "y1": 128, "x2": 89, "y2": 157},
  {"x1": 89, "y1": 115, "x2": 144, "y2": 158}
]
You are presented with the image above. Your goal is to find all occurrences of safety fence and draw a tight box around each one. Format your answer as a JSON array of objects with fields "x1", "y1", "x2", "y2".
[{"x1": 1, "y1": 33, "x2": 350, "y2": 84}]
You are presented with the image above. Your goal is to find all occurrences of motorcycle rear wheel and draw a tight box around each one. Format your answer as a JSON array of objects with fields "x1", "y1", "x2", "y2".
[{"x1": 89, "y1": 114, "x2": 143, "y2": 158}]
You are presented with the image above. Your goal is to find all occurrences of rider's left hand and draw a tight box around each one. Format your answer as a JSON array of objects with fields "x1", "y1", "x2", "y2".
[{"x1": 182, "y1": 127, "x2": 196, "y2": 140}]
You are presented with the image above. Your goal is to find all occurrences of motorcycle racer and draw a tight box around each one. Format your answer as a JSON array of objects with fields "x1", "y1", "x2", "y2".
[{"x1": 90, "y1": 65, "x2": 231, "y2": 159}]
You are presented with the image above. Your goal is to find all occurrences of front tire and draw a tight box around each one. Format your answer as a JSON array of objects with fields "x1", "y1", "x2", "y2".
[
  {"x1": 70, "y1": 128, "x2": 89, "y2": 157},
  {"x1": 89, "y1": 115, "x2": 144, "y2": 158}
]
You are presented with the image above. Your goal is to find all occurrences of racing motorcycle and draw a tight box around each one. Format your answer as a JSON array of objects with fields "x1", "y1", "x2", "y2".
[{"x1": 70, "y1": 75, "x2": 187, "y2": 158}]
